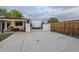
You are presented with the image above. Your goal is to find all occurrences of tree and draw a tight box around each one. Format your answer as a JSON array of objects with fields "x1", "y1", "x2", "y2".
[
  {"x1": 48, "y1": 17, "x2": 59, "y2": 23},
  {"x1": 0, "y1": 8, "x2": 8, "y2": 18},
  {"x1": 8, "y1": 9, "x2": 23, "y2": 19}
]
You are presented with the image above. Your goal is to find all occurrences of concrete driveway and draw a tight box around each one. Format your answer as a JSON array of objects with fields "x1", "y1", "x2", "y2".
[{"x1": 0, "y1": 29, "x2": 79, "y2": 52}]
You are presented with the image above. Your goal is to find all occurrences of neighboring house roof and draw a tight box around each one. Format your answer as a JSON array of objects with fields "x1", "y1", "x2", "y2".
[
  {"x1": 63, "y1": 18, "x2": 79, "y2": 21},
  {"x1": 63, "y1": 19, "x2": 79, "y2": 22},
  {"x1": 59, "y1": 19, "x2": 79, "y2": 22}
]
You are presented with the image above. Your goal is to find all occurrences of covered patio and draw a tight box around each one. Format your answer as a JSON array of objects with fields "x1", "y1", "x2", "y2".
[{"x1": 0, "y1": 19, "x2": 26, "y2": 32}]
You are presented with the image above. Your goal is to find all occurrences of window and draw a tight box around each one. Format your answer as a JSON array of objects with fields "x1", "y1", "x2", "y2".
[{"x1": 15, "y1": 21, "x2": 23, "y2": 26}]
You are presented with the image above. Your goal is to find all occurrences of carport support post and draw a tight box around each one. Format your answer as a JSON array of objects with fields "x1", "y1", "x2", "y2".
[{"x1": 1, "y1": 20, "x2": 4, "y2": 33}]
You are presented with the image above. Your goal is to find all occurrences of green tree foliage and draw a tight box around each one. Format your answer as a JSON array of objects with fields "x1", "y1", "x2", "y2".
[
  {"x1": 7, "y1": 9, "x2": 23, "y2": 19},
  {"x1": 0, "y1": 8, "x2": 8, "y2": 17},
  {"x1": 48, "y1": 18, "x2": 59, "y2": 23},
  {"x1": 0, "y1": 8, "x2": 24, "y2": 19}
]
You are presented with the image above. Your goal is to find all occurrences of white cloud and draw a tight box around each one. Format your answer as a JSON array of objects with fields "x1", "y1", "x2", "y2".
[
  {"x1": 54, "y1": 7, "x2": 79, "y2": 21},
  {"x1": 1, "y1": 6, "x2": 79, "y2": 21}
]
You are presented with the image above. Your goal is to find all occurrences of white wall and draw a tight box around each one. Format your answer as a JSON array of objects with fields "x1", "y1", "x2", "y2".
[
  {"x1": 43, "y1": 24, "x2": 50, "y2": 31},
  {"x1": 25, "y1": 23, "x2": 30, "y2": 32}
]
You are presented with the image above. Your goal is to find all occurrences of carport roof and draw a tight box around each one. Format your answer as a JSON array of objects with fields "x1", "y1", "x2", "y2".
[{"x1": 0, "y1": 19, "x2": 27, "y2": 21}]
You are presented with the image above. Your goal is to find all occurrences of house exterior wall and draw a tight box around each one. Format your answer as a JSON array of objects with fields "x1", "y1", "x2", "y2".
[
  {"x1": 4, "y1": 22, "x2": 7, "y2": 31},
  {"x1": 11, "y1": 21, "x2": 15, "y2": 26},
  {"x1": 10, "y1": 21, "x2": 25, "y2": 26}
]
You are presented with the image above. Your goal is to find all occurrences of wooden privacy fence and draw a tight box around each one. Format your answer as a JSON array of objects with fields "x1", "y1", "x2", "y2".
[{"x1": 51, "y1": 20, "x2": 79, "y2": 36}]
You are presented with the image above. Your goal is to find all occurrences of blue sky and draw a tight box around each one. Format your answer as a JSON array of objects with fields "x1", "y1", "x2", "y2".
[{"x1": 0, "y1": 6, "x2": 79, "y2": 21}]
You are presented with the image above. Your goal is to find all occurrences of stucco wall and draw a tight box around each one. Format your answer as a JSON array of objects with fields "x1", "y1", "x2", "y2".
[
  {"x1": 43, "y1": 24, "x2": 50, "y2": 31},
  {"x1": 0, "y1": 21, "x2": 2, "y2": 32},
  {"x1": 25, "y1": 23, "x2": 30, "y2": 32}
]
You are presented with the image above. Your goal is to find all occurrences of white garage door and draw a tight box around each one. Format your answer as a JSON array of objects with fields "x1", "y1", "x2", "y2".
[{"x1": 31, "y1": 21, "x2": 42, "y2": 28}]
